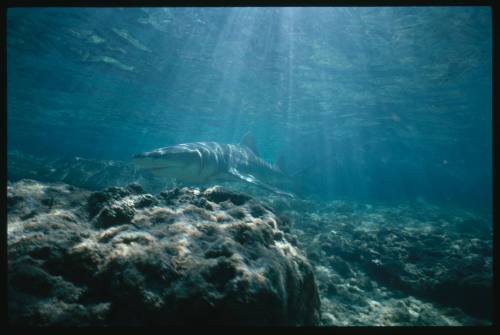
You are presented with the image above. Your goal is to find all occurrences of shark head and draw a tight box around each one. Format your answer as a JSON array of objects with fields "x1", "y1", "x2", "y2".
[{"x1": 132, "y1": 144, "x2": 202, "y2": 179}]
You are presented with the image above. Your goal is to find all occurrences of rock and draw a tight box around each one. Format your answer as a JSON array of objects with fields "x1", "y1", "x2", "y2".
[
  {"x1": 281, "y1": 198, "x2": 492, "y2": 325},
  {"x1": 8, "y1": 180, "x2": 321, "y2": 326},
  {"x1": 204, "y1": 186, "x2": 252, "y2": 206},
  {"x1": 133, "y1": 194, "x2": 158, "y2": 208},
  {"x1": 95, "y1": 203, "x2": 136, "y2": 228},
  {"x1": 87, "y1": 186, "x2": 132, "y2": 216},
  {"x1": 126, "y1": 183, "x2": 144, "y2": 195}
]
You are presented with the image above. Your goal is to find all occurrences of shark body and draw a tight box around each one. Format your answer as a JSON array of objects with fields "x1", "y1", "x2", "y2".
[{"x1": 132, "y1": 134, "x2": 294, "y2": 197}]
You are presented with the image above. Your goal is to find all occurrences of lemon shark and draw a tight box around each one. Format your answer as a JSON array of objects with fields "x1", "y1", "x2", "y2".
[{"x1": 132, "y1": 133, "x2": 294, "y2": 197}]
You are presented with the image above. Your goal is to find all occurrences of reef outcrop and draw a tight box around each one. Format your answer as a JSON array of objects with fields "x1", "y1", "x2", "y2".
[{"x1": 7, "y1": 179, "x2": 321, "y2": 326}]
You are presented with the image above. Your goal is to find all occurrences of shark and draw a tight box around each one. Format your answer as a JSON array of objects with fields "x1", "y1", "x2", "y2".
[{"x1": 132, "y1": 133, "x2": 295, "y2": 197}]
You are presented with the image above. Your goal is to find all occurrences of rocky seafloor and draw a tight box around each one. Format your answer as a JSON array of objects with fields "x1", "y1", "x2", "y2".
[
  {"x1": 264, "y1": 196, "x2": 493, "y2": 326},
  {"x1": 7, "y1": 153, "x2": 493, "y2": 326}
]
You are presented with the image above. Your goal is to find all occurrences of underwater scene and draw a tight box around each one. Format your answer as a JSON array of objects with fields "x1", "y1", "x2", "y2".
[{"x1": 7, "y1": 7, "x2": 492, "y2": 326}]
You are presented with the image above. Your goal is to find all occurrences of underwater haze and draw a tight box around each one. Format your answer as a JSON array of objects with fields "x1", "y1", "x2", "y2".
[{"x1": 7, "y1": 7, "x2": 493, "y2": 326}]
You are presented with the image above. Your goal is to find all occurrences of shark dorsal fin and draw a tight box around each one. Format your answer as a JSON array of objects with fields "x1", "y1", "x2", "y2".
[{"x1": 241, "y1": 132, "x2": 260, "y2": 156}]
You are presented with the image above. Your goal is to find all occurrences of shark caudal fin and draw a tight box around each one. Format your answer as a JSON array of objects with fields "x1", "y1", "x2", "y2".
[
  {"x1": 276, "y1": 154, "x2": 287, "y2": 174},
  {"x1": 275, "y1": 154, "x2": 309, "y2": 197},
  {"x1": 240, "y1": 132, "x2": 260, "y2": 157},
  {"x1": 276, "y1": 153, "x2": 296, "y2": 178}
]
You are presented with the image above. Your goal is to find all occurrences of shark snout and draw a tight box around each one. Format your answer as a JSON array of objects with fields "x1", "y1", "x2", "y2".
[
  {"x1": 133, "y1": 150, "x2": 163, "y2": 159},
  {"x1": 132, "y1": 153, "x2": 146, "y2": 161},
  {"x1": 132, "y1": 149, "x2": 196, "y2": 171},
  {"x1": 132, "y1": 151, "x2": 166, "y2": 169}
]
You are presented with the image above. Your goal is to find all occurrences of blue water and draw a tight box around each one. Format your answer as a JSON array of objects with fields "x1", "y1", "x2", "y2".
[{"x1": 7, "y1": 7, "x2": 492, "y2": 211}]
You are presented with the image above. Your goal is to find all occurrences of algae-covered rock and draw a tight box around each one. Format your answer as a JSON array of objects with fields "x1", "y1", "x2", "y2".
[{"x1": 7, "y1": 180, "x2": 320, "y2": 326}]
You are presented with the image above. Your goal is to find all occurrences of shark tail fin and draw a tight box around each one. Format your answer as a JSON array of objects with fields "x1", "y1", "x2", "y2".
[
  {"x1": 241, "y1": 132, "x2": 260, "y2": 156},
  {"x1": 276, "y1": 154, "x2": 287, "y2": 174},
  {"x1": 277, "y1": 153, "x2": 305, "y2": 177}
]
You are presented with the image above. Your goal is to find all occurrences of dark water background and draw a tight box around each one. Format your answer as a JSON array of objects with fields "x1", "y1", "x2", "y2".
[{"x1": 7, "y1": 7, "x2": 492, "y2": 211}]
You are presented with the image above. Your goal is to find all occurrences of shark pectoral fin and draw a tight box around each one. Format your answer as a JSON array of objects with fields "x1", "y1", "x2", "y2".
[
  {"x1": 228, "y1": 168, "x2": 295, "y2": 198},
  {"x1": 252, "y1": 179, "x2": 295, "y2": 198},
  {"x1": 264, "y1": 185, "x2": 295, "y2": 198},
  {"x1": 228, "y1": 168, "x2": 257, "y2": 184}
]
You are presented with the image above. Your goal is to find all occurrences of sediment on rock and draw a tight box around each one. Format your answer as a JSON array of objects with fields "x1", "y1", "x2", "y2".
[{"x1": 7, "y1": 180, "x2": 321, "y2": 326}]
